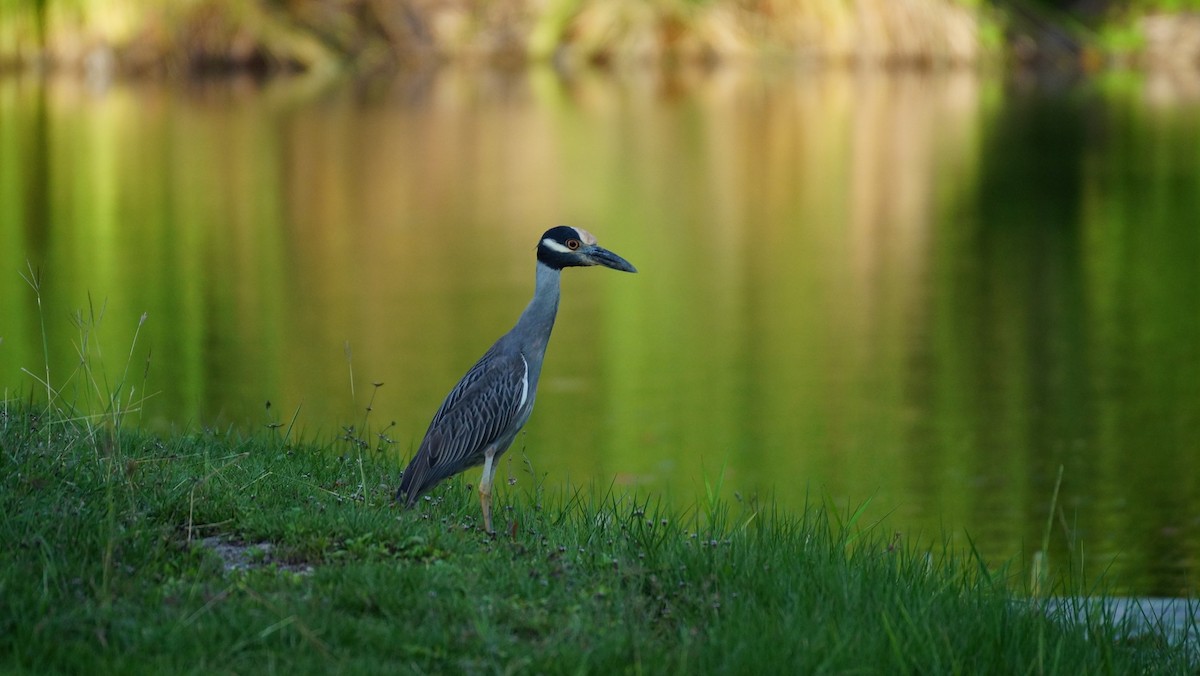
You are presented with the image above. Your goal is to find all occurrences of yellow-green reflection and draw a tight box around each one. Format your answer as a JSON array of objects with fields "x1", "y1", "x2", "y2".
[{"x1": 1, "y1": 68, "x2": 1197, "y2": 597}]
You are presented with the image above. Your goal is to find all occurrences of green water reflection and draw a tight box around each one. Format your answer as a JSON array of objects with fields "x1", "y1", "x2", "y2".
[{"x1": 1, "y1": 69, "x2": 1197, "y2": 597}]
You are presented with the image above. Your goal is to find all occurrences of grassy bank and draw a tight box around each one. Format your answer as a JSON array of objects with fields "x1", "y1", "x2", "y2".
[{"x1": 0, "y1": 401, "x2": 1193, "y2": 673}]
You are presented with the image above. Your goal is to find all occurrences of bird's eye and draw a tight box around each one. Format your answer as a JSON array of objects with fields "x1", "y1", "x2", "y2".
[{"x1": 566, "y1": 239, "x2": 581, "y2": 251}]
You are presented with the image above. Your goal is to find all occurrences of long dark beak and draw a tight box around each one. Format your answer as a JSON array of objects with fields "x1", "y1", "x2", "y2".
[{"x1": 584, "y1": 245, "x2": 638, "y2": 273}]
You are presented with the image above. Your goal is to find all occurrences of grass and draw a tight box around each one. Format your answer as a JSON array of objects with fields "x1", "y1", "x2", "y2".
[{"x1": 0, "y1": 401, "x2": 1195, "y2": 673}]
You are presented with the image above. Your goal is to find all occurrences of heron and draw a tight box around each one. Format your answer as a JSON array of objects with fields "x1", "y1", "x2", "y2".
[{"x1": 396, "y1": 226, "x2": 637, "y2": 533}]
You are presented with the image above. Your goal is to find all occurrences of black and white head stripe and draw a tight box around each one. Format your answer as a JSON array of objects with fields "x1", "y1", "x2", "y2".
[
  {"x1": 541, "y1": 226, "x2": 594, "y2": 252},
  {"x1": 536, "y1": 225, "x2": 638, "y2": 272},
  {"x1": 537, "y1": 226, "x2": 593, "y2": 267}
]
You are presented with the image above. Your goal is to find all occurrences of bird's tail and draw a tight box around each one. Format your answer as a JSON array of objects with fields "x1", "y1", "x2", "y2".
[
  {"x1": 395, "y1": 473, "x2": 416, "y2": 507},
  {"x1": 396, "y1": 461, "x2": 423, "y2": 507}
]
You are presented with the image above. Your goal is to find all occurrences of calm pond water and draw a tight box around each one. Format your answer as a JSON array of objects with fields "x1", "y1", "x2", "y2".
[{"x1": 1, "y1": 67, "x2": 1198, "y2": 597}]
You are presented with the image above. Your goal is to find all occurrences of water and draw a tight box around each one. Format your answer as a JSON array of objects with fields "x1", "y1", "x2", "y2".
[{"x1": 1, "y1": 67, "x2": 1198, "y2": 597}]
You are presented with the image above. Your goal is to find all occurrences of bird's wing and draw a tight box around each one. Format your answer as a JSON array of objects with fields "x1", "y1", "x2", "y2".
[{"x1": 399, "y1": 349, "x2": 529, "y2": 503}]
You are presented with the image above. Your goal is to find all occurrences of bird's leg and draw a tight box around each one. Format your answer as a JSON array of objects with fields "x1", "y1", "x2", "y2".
[
  {"x1": 485, "y1": 453, "x2": 502, "y2": 532},
  {"x1": 479, "y1": 451, "x2": 496, "y2": 535}
]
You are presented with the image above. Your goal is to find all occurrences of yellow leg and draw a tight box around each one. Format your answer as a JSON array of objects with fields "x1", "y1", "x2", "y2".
[{"x1": 479, "y1": 451, "x2": 495, "y2": 534}]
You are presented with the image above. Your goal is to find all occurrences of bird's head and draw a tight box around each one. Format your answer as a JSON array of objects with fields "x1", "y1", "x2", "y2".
[{"x1": 536, "y1": 226, "x2": 637, "y2": 273}]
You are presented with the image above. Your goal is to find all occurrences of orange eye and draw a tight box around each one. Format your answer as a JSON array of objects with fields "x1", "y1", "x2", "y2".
[{"x1": 566, "y1": 239, "x2": 581, "y2": 250}]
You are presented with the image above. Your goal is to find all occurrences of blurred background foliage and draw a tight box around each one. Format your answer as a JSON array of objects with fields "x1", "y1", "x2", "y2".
[
  {"x1": 5, "y1": 1, "x2": 1200, "y2": 598},
  {"x1": 1, "y1": 0, "x2": 1199, "y2": 77}
]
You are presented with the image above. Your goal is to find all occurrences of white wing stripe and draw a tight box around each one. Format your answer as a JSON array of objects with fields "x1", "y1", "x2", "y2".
[{"x1": 518, "y1": 354, "x2": 530, "y2": 409}]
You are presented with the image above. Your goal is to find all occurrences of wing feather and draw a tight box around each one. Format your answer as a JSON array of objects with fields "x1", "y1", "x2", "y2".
[{"x1": 398, "y1": 349, "x2": 530, "y2": 505}]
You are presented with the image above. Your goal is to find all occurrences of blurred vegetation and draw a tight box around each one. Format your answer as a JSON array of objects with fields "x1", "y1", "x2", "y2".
[
  {"x1": 2, "y1": 0, "x2": 990, "y2": 74},
  {"x1": 1000, "y1": 0, "x2": 1200, "y2": 68},
  {"x1": 5, "y1": 0, "x2": 1199, "y2": 75},
  {"x1": 1097, "y1": 1, "x2": 1200, "y2": 67},
  {"x1": 1, "y1": 1, "x2": 1196, "y2": 77},
  {"x1": 1130, "y1": 0, "x2": 1200, "y2": 8}
]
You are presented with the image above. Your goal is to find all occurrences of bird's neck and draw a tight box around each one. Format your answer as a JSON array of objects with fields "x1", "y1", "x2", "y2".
[{"x1": 510, "y1": 262, "x2": 561, "y2": 369}]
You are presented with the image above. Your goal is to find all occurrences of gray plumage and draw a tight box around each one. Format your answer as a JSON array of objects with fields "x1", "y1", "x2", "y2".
[{"x1": 396, "y1": 226, "x2": 636, "y2": 532}]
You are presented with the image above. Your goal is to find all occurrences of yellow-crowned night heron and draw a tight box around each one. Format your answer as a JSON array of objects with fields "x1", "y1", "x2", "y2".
[{"x1": 397, "y1": 226, "x2": 637, "y2": 533}]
